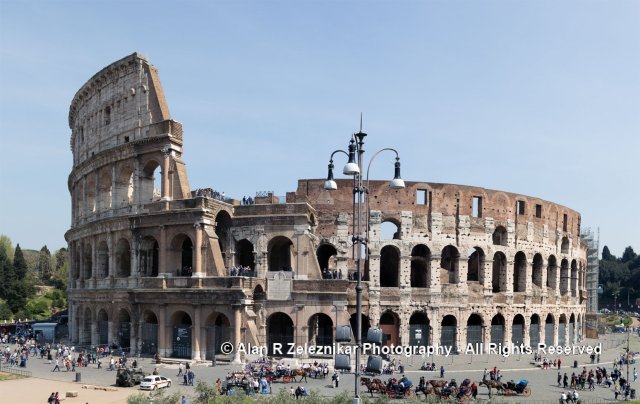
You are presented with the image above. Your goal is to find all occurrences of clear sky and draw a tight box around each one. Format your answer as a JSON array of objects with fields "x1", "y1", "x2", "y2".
[{"x1": 0, "y1": 0, "x2": 638, "y2": 256}]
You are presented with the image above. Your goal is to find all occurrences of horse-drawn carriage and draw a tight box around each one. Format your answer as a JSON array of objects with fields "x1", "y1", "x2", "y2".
[{"x1": 385, "y1": 377, "x2": 414, "y2": 399}]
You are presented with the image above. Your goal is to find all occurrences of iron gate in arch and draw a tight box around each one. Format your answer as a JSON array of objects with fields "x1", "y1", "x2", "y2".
[
  {"x1": 205, "y1": 325, "x2": 231, "y2": 360},
  {"x1": 512, "y1": 323, "x2": 524, "y2": 346},
  {"x1": 141, "y1": 323, "x2": 158, "y2": 355},
  {"x1": 545, "y1": 322, "x2": 554, "y2": 346},
  {"x1": 98, "y1": 320, "x2": 109, "y2": 345},
  {"x1": 118, "y1": 322, "x2": 131, "y2": 349},
  {"x1": 409, "y1": 324, "x2": 430, "y2": 347},
  {"x1": 440, "y1": 326, "x2": 456, "y2": 352},
  {"x1": 558, "y1": 322, "x2": 566, "y2": 346},
  {"x1": 467, "y1": 325, "x2": 483, "y2": 348},
  {"x1": 529, "y1": 323, "x2": 540, "y2": 347},
  {"x1": 491, "y1": 325, "x2": 504, "y2": 346},
  {"x1": 172, "y1": 326, "x2": 192, "y2": 359}
]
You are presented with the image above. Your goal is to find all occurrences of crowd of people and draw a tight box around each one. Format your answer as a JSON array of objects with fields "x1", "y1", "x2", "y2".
[
  {"x1": 227, "y1": 266, "x2": 256, "y2": 277},
  {"x1": 192, "y1": 188, "x2": 227, "y2": 201},
  {"x1": 322, "y1": 268, "x2": 342, "y2": 280},
  {"x1": 241, "y1": 196, "x2": 255, "y2": 205}
]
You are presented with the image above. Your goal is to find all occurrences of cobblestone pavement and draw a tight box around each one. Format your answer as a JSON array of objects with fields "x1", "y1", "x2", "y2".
[{"x1": 3, "y1": 332, "x2": 639, "y2": 403}]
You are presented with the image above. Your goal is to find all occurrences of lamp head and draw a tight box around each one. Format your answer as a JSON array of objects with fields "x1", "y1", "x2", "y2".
[
  {"x1": 389, "y1": 158, "x2": 405, "y2": 189},
  {"x1": 324, "y1": 161, "x2": 338, "y2": 190},
  {"x1": 343, "y1": 138, "x2": 360, "y2": 175}
]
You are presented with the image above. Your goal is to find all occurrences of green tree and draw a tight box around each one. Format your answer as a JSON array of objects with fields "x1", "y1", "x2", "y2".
[
  {"x1": 38, "y1": 245, "x2": 52, "y2": 281},
  {"x1": 602, "y1": 245, "x2": 615, "y2": 261},
  {"x1": 13, "y1": 244, "x2": 28, "y2": 280},
  {"x1": 0, "y1": 235, "x2": 14, "y2": 259},
  {"x1": 0, "y1": 248, "x2": 12, "y2": 299},
  {"x1": 621, "y1": 246, "x2": 637, "y2": 263}
]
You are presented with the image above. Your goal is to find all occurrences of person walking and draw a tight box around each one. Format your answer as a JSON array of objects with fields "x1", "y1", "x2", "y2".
[
  {"x1": 440, "y1": 365, "x2": 445, "y2": 378},
  {"x1": 52, "y1": 358, "x2": 60, "y2": 372},
  {"x1": 177, "y1": 362, "x2": 184, "y2": 376},
  {"x1": 557, "y1": 371, "x2": 562, "y2": 386}
]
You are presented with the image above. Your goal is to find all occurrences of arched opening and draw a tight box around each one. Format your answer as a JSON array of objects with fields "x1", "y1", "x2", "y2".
[
  {"x1": 83, "y1": 243, "x2": 93, "y2": 279},
  {"x1": 547, "y1": 255, "x2": 558, "y2": 290},
  {"x1": 558, "y1": 314, "x2": 567, "y2": 345},
  {"x1": 492, "y1": 226, "x2": 508, "y2": 246},
  {"x1": 379, "y1": 311, "x2": 400, "y2": 346},
  {"x1": 440, "y1": 245, "x2": 460, "y2": 284},
  {"x1": 235, "y1": 239, "x2": 255, "y2": 269},
  {"x1": 381, "y1": 220, "x2": 400, "y2": 240},
  {"x1": 118, "y1": 309, "x2": 131, "y2": 349},
  {"x1": 97, "y1": 241, "x2": 109, "y2": 278},
  {"x1": 115, "y1": 239, "x2": 131, "y2": 277},
  {"x1": 570, "y1": 260, "x2": 578, "y2": 297},
  {"x1": 205, "y1": 313, "x2": 231, "y2": 360},
  {"x1": 561, "y1": 237, "x2": 569, "y2": 254},
  {"x1": 492, "y1": 252, "x2": 507, "y2": 293},
  {"x1": 513, "y1": 251, "x2": 527, "y2": 292},
  {"x1": 560, "y1": 259, "x2": 569, "y2": 295},
  {"x1": 86, "y1": 175, "x2": 96, "y2": 214},
  {"x1": 268, "y1": 236, "x2": 293, "y2": 271},
  {"x1": 530, "y1": 314, "x2": 541, "y2": 347},
  {"x1": 410, "y1": 245, "x2": 431, "y2": 288},
  {"x1": 440, "y1": 315, "x2": 457, "y2": 352},
  {"x1": 490, "y1": 314, "x2": 505, "y2": 346},
  {"x1": 569, "y1": 313, "x2": 576, "y2": 344},
  {"x1": 316, "y1": 243, "x2": 338, "y2": 272},
  {"x1": 308, "y1": 313, "x2": 333, "y2": 348},
  {"x1": 466, "y1": 314, "x2": 483, "y2": 348},
  {"x1": 215, "y1": 211, "x2": 232, "y2": 263},
  {"x1": 267, "y1": 312, "x2": 294, "y2": 357},
  {"x1": 545, "y1": 314, "x2": 555, "y2": 346},
  {"x1": 512, "y1": 314, "x2": 525, "y2": 346},
  {"x1": 82, "y1": 307, "x2": 92, "y2": 345},
  {"x1": 97, "y1": 309, "x2": 109, "y2": 346},
  {"x1": 140, "y1": 237, "x2": 159, "y2": 277},
  {"x1": 97, "y1": 167, "x2": 112, "y2": 211},
  {"x1": 380, "y1": 245, "x2": 400, "y2": 287},
  {"x1": 170, "y1": 311, "x2": 192, "y2": 359},
  {"x1": 467, "y1": 247, "x2": 484, "y2": 282},
  {"x1": 409, "y1": 312, "x2": 430, "y2": 347},
  {"x1": 114, "y1": 165, "x2": 134, "y2": 207},
  {"x1": 140, "y1": 160, "x2": 162, "y2": 203},
  {"x1": 349, "y1": 313, "x2": 371, "y2": 342},
  {"x1": 141, "y1": 311, "x2": 159, "y2": 355},
  {"x1": 532, "y1": 254, "x2": 543, "y2": 288}
]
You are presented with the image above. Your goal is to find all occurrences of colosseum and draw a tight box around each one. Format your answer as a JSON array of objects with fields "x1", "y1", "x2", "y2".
[{"x1": 65, "y1": 53, "x2": 588, "y2": 363}]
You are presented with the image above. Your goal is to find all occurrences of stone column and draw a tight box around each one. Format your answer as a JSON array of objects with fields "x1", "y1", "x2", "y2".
[
  {"x1": 78, "y1": 242, "x2": 84, "y2": 281},
  {"x1": 159, "y1": 226, "x2": 167, "y2": 275},
  {"x1": 90, "y1": 238, "x2": 97, "y2": 281},
  {"x1": 82, "y1": 176, "x2": 87, "y2": 219},
  {"x1": 91, "y1": 312, "x2": 98, "y2": 347},
  {"x1": 541, "y1": 258, "x2": 548, "y2": 296},
  {"x1": 482, "y1": 260, "x2": 493, "y2": 296},
  {"x1": 193, "y1": 222, "x2": 203, "y2": 277},
  {"x1": 192, "y1": 305, "x2": 202, "y2": 360},
  {"x1": 523, "y1": 315, "x2": 531, "y2": 347},
  {"x1": 232, "y1": 305, "x2": 242, "y2": 363},
  {"x1": 161, "y1": 147, "x2": 171, "y2": 200},
  {"x1": 524, "y1": 259, "x2": 532, "y2": 294},
  {"x1": 107, "y1": 232, "x2": 115, "y2": 278},
  {"x1": 506, "y1": 259, "x2": 514, "y2": 295},
  {"x1": 158, "y1": 304, "x2": 167, "y2": 357},
  {"x1": 95, "y1": 173, "x2": 101, "y2": 212},
  {"x1": 555, "y1": 264, "x2": 561, "y2": 297},
  {"x1": 133, "y1": 159, "x2": 140, "y2": 206},
  {"x1": 483, "y1": 325, "x2": 491, "y2": 353},
  {"x1": 111, "y1": 163, "x2": 117, "y2": 209},
  {"x1": 429, "y1": 254, "x2": 442, "y2": 294},
  {"x1": 552, "y1": 319, "x2": 559, "y2": 346}
]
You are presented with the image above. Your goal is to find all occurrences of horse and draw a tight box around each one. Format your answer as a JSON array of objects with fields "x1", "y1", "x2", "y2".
[
  {"x1": 428, "y1": 379, "x2": 448, "y2": 388},
  {"x1": 482, "y1": 380, "x2": 504, "y2": 397},
  {"x1": 414, "y1": 384, "x2": 434, "y2": 398},
  {"x1": 360, "y1": 377, "x2": 387, "y2": 397},
  {"x1": 290, "y1": 368, "x2": 308, "y2": 382}
]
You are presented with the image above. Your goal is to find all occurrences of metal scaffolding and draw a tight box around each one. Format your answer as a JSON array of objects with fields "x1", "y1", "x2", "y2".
[{"x1": 581, "y1": 227, "x2": 600, "y2": 338}]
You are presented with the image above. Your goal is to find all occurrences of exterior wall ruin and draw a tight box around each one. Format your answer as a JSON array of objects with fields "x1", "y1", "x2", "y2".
[{"x1": 66, "y1": 54, "x2": 587, "y2": 362}]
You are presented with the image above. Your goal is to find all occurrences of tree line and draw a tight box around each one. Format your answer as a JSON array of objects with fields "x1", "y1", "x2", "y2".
[
  {"x1": 0, "y1": 234, "x2": 68, "y2": 321},
  {"x1": 599, "y1": 245, "x2": 640, "y2": 309}
]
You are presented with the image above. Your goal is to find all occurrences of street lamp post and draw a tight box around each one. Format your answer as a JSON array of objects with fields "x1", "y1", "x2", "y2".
[{"x1": 324, "y1": 127, "x2": 405, "y2": 403}]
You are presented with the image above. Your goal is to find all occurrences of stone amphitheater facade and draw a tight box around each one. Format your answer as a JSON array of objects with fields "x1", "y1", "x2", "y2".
[{"x1": 66, "y1": 53, "x2": 587, "y2": 362}]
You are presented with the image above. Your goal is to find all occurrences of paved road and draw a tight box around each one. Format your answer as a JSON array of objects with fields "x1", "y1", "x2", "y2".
[{"x1": 3, "y1": 332, "x2": 639, "y2": 403}]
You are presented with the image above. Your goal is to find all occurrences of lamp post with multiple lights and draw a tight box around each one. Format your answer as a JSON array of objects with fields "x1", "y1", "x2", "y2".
[{"x1": 323, "y1": 127, "x2": 405, "y2": 403}]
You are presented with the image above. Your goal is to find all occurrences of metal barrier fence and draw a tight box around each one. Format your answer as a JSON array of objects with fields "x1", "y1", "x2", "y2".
[{"x1": 0, "y1": 364, "x2": 32, "y2": 377}]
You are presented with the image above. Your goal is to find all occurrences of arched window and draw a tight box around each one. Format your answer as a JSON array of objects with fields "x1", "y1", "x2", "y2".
[
  {"x1": 268, "y1": 236, "x2": 293, "y2": 271},
  {"x1": 440, "y1": 246, "x2": 460, "y2": 284},
  {"x1": 492, "y1": 226, "x2": 508, "y2": 246},
  {"x1": 492, "y1": 252, "x2": 507, "y2": 293},
  {"x1": 410, "y1": 245, "x2": 430, "y2": 288},
  {"x1": 513, "y1": 252, "x2": 527, "y2": 292},
  {"x1": 380, "y1": 245, "x2": 400, "y2": 287}
]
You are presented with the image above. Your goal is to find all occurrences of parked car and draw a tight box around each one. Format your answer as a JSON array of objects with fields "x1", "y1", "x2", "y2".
[{"x1": 140, "y1": 375, "x2": 171, "y2": 390}]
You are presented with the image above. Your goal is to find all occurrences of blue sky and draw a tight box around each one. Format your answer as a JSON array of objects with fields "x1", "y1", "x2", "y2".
[{"x1": 0, "y1": 0, "x2": 638, "y2": 256}]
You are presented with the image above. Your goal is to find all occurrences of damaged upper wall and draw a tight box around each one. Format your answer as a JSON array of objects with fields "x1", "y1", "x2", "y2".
[
  {"x1": 295, "y1": 179, "x2": 583, "y2": 243},
  {"x1": 68, "y1": 53, "x2": 176, "y2": 167}
]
